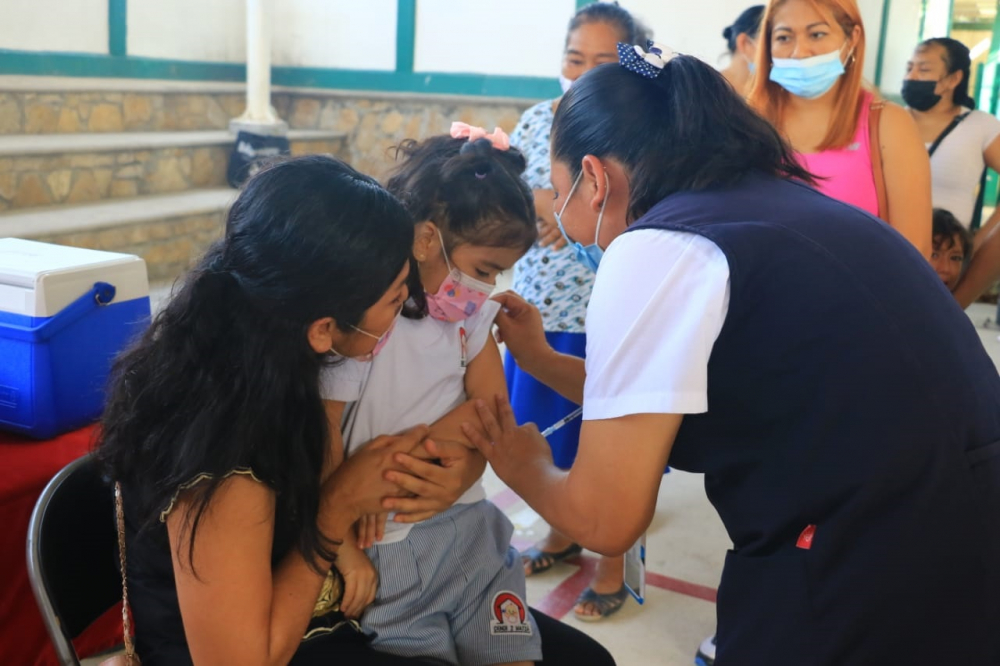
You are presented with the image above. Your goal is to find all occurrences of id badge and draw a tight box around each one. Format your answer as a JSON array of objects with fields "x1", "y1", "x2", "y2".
[{"x1": 624, "y1": 533, "x2": 646, "y2": 604}]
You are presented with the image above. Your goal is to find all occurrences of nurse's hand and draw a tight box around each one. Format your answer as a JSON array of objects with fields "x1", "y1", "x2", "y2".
[
  {"x1": 492, "y1": 292, "x2": 551, "y2": 373},
  {"x1": 461, "y1": 396, "x2": 553, "y2": 488}
]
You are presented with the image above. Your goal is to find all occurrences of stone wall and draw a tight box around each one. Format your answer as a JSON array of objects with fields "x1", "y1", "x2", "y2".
[
  {"x1": 0, "y1": 83, "x2": 539, "y2": 282},
  {"x1": 36, "y1": 212, "x2": 225, "y2": 282},
  {"x1": 274, "y1": 93, "x2": 534, "y2": 179},
  {"x1": 0, "y1": 91, "x2": 244, "y2": 133},
  {"x1": 0, "y1": 86, "x2": 539, "y2": 181},
  {"x1": 0, "y1": 137, "x2": 343, "y2": 213},
  {"x1": 0, "y1": 146, "x2": 229, "y2": 212}
]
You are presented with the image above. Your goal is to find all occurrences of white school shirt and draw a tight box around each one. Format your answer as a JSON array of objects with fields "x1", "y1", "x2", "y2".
[
  {"x1": 928, "y1": 109, "x2": 1000, "y2": 227},
  {"x1": 583, "y1": 229, "x2": 731, "y2": 421},
  {"x1": 319, "y1": 300, "x2": 501, "y2": 543}
]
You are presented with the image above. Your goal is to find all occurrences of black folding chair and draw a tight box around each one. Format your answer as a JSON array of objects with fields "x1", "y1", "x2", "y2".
[{"x1": 26, "y1": 454, "x2": 122, "y2": 665}]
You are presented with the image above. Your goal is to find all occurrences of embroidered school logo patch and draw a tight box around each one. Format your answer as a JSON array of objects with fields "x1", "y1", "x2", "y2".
[{"x1": 490, "y1": 591, "x2": 532, "y2": 635}]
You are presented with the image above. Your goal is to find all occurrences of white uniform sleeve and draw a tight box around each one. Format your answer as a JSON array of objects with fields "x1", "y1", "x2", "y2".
[
  {"x1": 318, "y1": 358, "x2": 370, "y2": 403},
  {"x1": 583, "y1": 229, "x2": 730, "y2": 420},
  {"x1": 465, "y1": 299, "x2": 501, "y2": 362}
]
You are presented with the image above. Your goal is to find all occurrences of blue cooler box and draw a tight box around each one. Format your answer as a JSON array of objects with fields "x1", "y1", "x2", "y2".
[{"x1": 0, "y1": 238, "x2": 151, "y2": 439}]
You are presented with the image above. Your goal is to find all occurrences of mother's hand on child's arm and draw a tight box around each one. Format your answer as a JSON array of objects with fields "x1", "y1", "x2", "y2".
[
  {"x1": 382, "y1": 439, "x2": 487, "y2": 523},
  {"x1": 324, "y1": 425, "x2": 432, "y2": 517}
]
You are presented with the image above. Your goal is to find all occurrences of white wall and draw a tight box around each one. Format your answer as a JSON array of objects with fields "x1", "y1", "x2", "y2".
[
  {"x1": 617, "y1": 0, "x2": 752, "y2": 70},
  {"x1": 878, "y1": 0, "x2": 923, "y2": 95},
  {"x1": 617, "y1": 0, "x2": 885, "y2": 83},
  {"x1": 128, "y1": 0, "x2": 246, "y2": 63},
  {"x1": 272, "y1": 0, "x2": 397, "y2": 70},
  {"x1": 858, "y1": 0, "x2": 886, "y2": 83},
  {"x1": 921, "y1": 0, "x2": 953, "y2": 40},
  {"x1": 128, "y1": 0, "x2": 395, "y2": 70},
  {"x1": 413, "y1": 0, "x2": 575, "y2": 77},
  {"x1": 0, "y1": 0, "x2": 108, "y2": 54},
  {"x1": 3, "y1": 0, "x2": 912, "y2": 95}
]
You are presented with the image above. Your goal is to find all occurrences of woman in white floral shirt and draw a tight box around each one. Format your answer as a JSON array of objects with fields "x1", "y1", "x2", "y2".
[{"x1": 505, "y1": 1, "x2": 651, "y2": 622}]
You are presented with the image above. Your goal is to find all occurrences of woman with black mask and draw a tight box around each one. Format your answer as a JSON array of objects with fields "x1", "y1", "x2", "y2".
[
  {"x1": 904, "y1": 38, "x2": 1000, "y2": 233},
  {"x1": 904, "y1": 37, "x2": 1000, "y2": 306}
]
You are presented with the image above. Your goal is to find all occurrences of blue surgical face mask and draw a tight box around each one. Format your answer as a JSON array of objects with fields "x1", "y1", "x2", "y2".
[
  {"x1": 559, "y1": 74, "x2": 574, "y2": 94},
  {"x1": 553, "y1": 169, "x2": 608, "y2": 272},
  {"x1": 769, "y1": 44, "x2": 851, "y2": 100},
  {"x1": 744, "y1": 41, "x2": 757, "y2": 74}
]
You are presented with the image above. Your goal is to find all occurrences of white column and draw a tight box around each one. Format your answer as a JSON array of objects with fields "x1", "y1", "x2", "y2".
[{"x1": 230, "y1": 0, "x2": 288, "y2": 135}]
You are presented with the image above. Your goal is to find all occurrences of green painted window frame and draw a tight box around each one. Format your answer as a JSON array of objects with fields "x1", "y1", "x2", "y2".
[
  {"x1": 874, "y1": 0, "x2": 892, "y2": 88},
  {"x1": 0, "y1": 0, "x2": 561, "y2": 99}
]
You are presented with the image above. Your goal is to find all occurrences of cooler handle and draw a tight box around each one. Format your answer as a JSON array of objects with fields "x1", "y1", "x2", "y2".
[{"x1": 2, "y1": 282, "x2": 116, "y2": 342}]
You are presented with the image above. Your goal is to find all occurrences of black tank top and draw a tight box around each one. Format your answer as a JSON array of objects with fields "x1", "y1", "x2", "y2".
[{"x1": 121, "y1": 471, "x2": 362, "y2": 664}]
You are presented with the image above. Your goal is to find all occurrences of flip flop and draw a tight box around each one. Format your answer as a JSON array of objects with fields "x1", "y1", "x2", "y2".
[
  {"x1": 520, "y1": 543, "x2": 583, "y2": 576},
  {"x1": 573, "y1": 585, "x2": 630, "y2": 622}
]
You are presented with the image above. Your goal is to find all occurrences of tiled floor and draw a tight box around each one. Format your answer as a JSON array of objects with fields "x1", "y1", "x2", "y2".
[
  {"x1": 136, "y1": 284, "x2": 1000, "y2": 665},
  {"x1": 485, "y1": 469, "x2": 727, "y2": 666}
]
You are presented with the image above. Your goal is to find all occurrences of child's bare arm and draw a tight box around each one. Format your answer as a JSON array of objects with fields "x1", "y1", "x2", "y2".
[
  {"x1": 465, "y1": 335, "x2": 509, "y2": 404},
  {"x1": 425, "y1": 401, "x2": 488, "y2": 451},
  {"x1": 415, "y1": 336, "x2": 506, "y2": 453}
]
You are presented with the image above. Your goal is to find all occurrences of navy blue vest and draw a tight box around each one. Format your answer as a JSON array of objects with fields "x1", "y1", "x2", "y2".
[{"x1": 628, "y1": 173, "x2": 1000, "y2": 666}]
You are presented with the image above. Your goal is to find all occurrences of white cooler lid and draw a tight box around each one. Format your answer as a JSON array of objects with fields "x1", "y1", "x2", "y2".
[{"x1": 0, "y1": 238, "x2": 150, "y2": 317}]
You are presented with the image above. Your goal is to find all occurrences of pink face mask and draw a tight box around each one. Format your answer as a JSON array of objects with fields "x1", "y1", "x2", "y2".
[
  {"x1": 330, "y1": 308, "x2": 401, "y2": 362},
  {"x1": 425, "y1": 230, "x2": 495, "y2": 322}
]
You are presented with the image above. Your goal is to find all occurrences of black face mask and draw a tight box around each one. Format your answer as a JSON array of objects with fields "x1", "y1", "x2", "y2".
[{"x1": 902, "y1": 79, "x2": 942, "y2": 111}]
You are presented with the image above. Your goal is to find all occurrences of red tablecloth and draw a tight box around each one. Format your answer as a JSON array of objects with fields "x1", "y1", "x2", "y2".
[{"x1": 0, "y1": 425, "x2": 123, "y2": 665}]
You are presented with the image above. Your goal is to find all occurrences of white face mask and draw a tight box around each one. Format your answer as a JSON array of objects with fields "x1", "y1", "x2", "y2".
[{"x1": 559, "y1": 74, "x2": 575, "y2": 94}]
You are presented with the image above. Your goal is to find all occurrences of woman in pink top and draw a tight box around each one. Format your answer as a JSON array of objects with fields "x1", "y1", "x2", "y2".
[{"x1": 748, "y1": 0, "x2": 931, "y2": 259}]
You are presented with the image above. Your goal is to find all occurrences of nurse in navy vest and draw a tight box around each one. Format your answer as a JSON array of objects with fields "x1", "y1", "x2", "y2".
[{"x1": 457, "y1": 43, "x2": 1000, "y2": 665}]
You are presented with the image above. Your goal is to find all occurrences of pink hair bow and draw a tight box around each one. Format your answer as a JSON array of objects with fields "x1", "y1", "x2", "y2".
[{"x1": 450, "y1": 121, "x2": 511, "y2": 151}]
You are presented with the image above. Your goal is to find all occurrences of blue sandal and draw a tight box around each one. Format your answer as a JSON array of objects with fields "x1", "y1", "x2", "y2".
[
  {"x1": 574, "y1": 585, "x2": 630, "y2": 622},
  {"x1": 520, "y1": 543, "x2": 583, "y2": 576}
]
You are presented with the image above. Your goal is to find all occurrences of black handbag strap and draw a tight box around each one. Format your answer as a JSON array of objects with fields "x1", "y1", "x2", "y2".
[
  {"x1": 971, "y1": 168, "x2": 989, "y2": 231},
  {"x1": 928, "y1": 111, "x2": 972, "y2": 157}
]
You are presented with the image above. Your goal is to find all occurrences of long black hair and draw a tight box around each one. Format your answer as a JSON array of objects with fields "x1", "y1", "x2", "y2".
[
  {"x1": 552, "y1": 56, "x2": 815, "y2": 222},
  {"x1": 723, "y1": 5, "x2": 765, "y2": 54},
  {"x1": 99, "y1": 155, "x2": 414, "y2": 567},
  {"x1": 920, "y1": 37, "x2": 976, "y2": 109}
]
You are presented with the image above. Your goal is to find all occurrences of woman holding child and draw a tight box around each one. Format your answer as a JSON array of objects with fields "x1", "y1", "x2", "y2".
[{"x1": 98, "y1": 155, "x2": 614, "y2": 665}]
